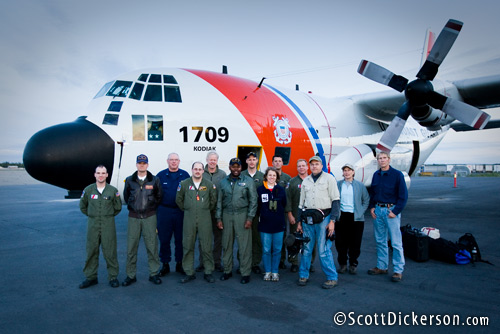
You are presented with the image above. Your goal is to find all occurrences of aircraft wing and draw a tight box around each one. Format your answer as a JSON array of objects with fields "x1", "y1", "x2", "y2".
[
  {"x1": 453, "y1": 74, "x2": 500, "y2": 109},
  {"x1": 352, "y1": 90, "x2": 405, "y2": 124},
  {"x1": 353, "y1": 74, "x2": 500, "y2": 126},
  {"x1": 450, "y1": 119, "x2": 500, "y2": 132}
]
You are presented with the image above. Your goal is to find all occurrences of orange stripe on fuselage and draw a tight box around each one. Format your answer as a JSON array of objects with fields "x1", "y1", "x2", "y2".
[{"x1": 184, "y1": 69, "x2": 314, "y2": 175}]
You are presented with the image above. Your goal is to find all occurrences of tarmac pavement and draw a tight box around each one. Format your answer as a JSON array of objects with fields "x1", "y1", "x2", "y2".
[{"x1": 0, "y1": 171, "x2": 498, "y2": 333}]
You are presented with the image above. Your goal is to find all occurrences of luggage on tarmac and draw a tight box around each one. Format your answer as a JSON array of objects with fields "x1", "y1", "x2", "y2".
[
  {"x1": 400, "y1": 224, "x2": 430, "y2": 262},
  {"x1": 428, "y1": 237, "x2": 471, "y2": 264},
  {"x1": 457, "y1": 233, "x2": 493, "y2": 265}
]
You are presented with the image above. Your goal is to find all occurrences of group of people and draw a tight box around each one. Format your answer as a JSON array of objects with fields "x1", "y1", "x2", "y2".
[{"x1": 78, "y1": 150, "x2": 408, "y2": 290}]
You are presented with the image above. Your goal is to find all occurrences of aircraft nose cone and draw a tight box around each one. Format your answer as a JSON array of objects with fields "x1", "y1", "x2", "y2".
[{"x1": 23, "y1": 116, "x2": 115, "y2": 194}]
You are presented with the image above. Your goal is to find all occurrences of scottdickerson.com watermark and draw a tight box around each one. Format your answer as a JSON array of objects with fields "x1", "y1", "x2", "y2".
[{"x1": 333, "y1": 312, "x2": 489, "y2": 327}]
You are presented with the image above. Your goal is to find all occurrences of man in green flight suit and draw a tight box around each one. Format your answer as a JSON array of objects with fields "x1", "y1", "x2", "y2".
[
  {"x1": 79, "y1": 165, "x2": 122, "y2": 289},
  {"x1": 217, "y1": 157, "x2": 258, "y2": 284},
  {"x1": 176, "y1": 162, "x2": 218, "y2": 283},
  {"x1": 241, "y1": 151, "x2": 264, "y2": 274}
]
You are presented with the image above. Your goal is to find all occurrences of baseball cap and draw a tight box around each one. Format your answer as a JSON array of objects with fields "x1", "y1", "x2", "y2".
[
  {"x1": 309, "y1": 156, "x2": 322, "y2": 163},
  {"x1": 136, "y1": 154, "x2": 149, "y2": 163},
  {"x1": 342, "y1": 163, "x2": 355, "y2": 171},
  {"x1": 246, "y1": 151, "x2": 257, "y2": 159},
  {"x1": 229, "y1": 157, "x2": 242, "y2": 166}
]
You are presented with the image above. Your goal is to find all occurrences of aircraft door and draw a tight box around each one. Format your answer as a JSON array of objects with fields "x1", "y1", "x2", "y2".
[{"x1": 237, "y1": 146, "x2": 263, "y2": 171}]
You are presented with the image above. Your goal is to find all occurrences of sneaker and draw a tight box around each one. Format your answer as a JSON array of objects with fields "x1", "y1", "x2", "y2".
[
  {"x1": 322, "y1": 280, "x2": 338, "y2": 289},
  {"x1": 109, "y1": 279, "x2": 119, "y2": 288},
  {"x1": 297, "y1": 277, "x2": 308, "y2": 286},
  {"x1": 263, "y1": 272, "x2": 272, "y2": 281},
  {"x1": 349, "y1": 266, "x2": 357, "y2": 275},
  {"x1": 337, "y1": 265, "x2": 347, "y2": 274},
  {"x1": 149, "y1": 274, "x2": 162, "y2": 285},
  {"x1": 271, "y1": 273, "x2": 279, "y2": 282},
  {"x1": 367, "y1": 267, "x2": 388, "y2": 275},
  {"x1": 79, "y1": 279, "x2": 98, "y2": 289},
  {"x1": 180, "y1": 274, "x2": 196, "y2": 283},
  {"x1": 391, "y1": 273, "x2": 403, "y2": 282}
]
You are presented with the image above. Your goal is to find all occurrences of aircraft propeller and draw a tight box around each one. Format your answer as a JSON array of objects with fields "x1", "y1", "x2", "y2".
[{"x1": 357, "y1": 19, "x2": 491, "y2": 152}]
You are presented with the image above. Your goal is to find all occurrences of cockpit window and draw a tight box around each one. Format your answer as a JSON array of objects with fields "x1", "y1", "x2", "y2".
[
  {"x1": 144, "y1": 85, "x2": 162, "y2": 101},
  {"x1": 129, "y1": 83, "x2": 145, "y2": 100},
  {"x1": 163, "y1": 75, "x2": 178, "y2": 84},
  {"x1": 106, "y1": 80, "x2": 132, "y2": 98},
  {"x1": 107, "y1": 101, "x2": 123, "y2": 112},
  {"x1": 103, "y1": 114, "x2": 119, "y2": 126},
  {"x1": 94, "y1": 81, "x2": 114, "y2": 99},
  {"x1": 164, "y1": 86, "x2": 182, "y2": 103},
  {"x1": 149, "y1": 74, "x2": 162, "y2": 83},
  {"x1": 138, "y1": 74, "x2": 149, "y2": 82}
]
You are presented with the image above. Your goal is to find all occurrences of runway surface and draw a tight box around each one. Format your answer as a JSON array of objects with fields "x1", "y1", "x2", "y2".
[{"x1": 0, "y1": 170, "x2": 498, "y2": 333}]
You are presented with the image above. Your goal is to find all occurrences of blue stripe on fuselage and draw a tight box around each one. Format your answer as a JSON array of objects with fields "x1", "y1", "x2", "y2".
[{"x1": 265, "y1": 84, "x2": 327, "y2": 172}]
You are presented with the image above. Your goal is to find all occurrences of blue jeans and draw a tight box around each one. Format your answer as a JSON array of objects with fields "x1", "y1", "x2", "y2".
[
  {"x1": 260, "y1": 231, "x2": 283, "y2": 274},
  {"x1": 299, "y1": 215, "x2": 338, "y2": 281},
  {"x1": 373, "y1": 206, "x2": 405, "y2": 274}
]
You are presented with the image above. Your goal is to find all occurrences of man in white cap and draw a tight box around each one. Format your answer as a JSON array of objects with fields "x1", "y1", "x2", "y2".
[{"x1": 296, "y1": 155, "x2": 340, "y2": 289}]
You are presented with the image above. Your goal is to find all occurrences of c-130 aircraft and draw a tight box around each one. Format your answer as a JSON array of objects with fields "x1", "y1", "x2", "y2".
[{"x1": 23, "y1": 19, "x2": 500, "y2": 198}]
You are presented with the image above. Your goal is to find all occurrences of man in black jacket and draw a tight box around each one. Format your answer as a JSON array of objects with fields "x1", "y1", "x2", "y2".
[{"x1": 122, "y1": 154, "x2": 163, "y2": 286}]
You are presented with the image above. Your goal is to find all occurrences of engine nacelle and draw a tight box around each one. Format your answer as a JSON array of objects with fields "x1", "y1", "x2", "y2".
[{"x1": 411, "y1": 105, "x2": 455, "y2": 130}]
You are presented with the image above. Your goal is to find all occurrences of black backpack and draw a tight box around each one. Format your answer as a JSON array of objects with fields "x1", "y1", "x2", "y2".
[
  {"x1": 429, "y1": 238, "x2": 470, "y2": 264},
  {"x1": 457, "y1": 233, "x2": 493, "y2": 265}
]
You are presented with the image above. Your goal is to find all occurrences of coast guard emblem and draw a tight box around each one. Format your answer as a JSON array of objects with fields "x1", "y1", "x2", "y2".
[{"x1": 272, "y1": 116, "x2": 292, "y2": 144}]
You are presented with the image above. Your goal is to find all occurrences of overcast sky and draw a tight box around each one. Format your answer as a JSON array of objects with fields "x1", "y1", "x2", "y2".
[{"x1": 1, "y1": 0, "x2": 499, "y2": 164}]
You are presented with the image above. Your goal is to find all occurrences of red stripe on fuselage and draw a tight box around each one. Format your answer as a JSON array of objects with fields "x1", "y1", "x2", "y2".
[{"x1": 184, "y1": 69, "x2": 314, "y2": 173}]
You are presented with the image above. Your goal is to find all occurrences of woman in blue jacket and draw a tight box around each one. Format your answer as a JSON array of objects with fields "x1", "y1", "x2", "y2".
[{"x1": 257, "y1": 167, "x2": 287, "y2": 281}]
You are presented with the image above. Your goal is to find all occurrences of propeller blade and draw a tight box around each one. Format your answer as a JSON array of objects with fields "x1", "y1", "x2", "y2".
[
  {"x1": 357, "y1": 60, "x2": 408, "y2": 92},
  {"x1": 416, "y1": 19, "x2": 463, "y2": 81},
  {"x1": 428, "y1": 92, "x2": 491, "y2": 130},
  {"x1": 377, "y1": 103, "x2": 412, "y2": 152},
  {"x1": 427, "y1": 91, "x2": 491, "y2": 129}
]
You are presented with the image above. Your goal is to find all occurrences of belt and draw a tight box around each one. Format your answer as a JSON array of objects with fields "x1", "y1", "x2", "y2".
[{"x1": 376, "y1": 203, "x2": 393, "y2": 207}]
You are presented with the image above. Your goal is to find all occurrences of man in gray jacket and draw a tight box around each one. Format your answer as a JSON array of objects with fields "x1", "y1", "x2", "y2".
[{"x1": 335, "y1": 163, "x2": 370, "y2": 275}]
